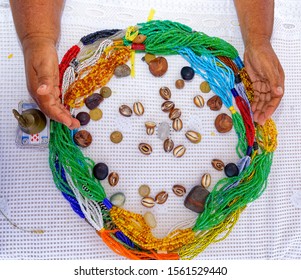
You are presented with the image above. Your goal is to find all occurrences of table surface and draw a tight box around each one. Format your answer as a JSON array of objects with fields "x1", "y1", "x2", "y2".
[{"x1": 1, "y1": 0, "x2": 301, "y2": 260}]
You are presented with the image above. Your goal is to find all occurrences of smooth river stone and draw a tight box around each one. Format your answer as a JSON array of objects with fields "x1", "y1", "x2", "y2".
[
  {"x1": 184, "y1": 185, "x2": 210, "y2": 213},
  {"x1": 114, "y1": 64, "x2": 131, "y2": 77},
  {"x1": 110, "y1": 192, "x2": 126, "y2": 207},
  {"x1": 157, "y1": 122, "x2": 170, "y2": 140}
]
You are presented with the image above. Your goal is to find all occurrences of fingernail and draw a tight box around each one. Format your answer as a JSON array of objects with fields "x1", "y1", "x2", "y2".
[
  {"x1": 39, "y1": 84, "x2": 47, "y2": 90},
  {"x1": 276, "y1": 86, "x2": 283, "y2": 95}
]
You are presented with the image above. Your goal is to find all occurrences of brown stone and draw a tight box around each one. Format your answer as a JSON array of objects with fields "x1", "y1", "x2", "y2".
[
  {"x1": 184, "y1": 185, "x2": 210, "y2": 213},
  {"x1": 73, "y1": 130, "x2": 92, "y2": 148},
  {"x1": 207, "y1": 95, "x2": 223, "y2": 111},
  {"x1": 214, "y1": 113, "x2": 233, "y2": 133},
  {"x1": 149, "y1": 57, "x2": 168, "y2": 77}
]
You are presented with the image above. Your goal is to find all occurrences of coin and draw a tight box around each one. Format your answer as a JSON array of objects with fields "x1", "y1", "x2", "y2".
[
  {"x1": 89, "y1": 108, "x2": 103, "y2": 121},
  {"x1": 110, "y1": 131, "x2": 123, "y2": 144},
  {"x1": 100, "y1": 86, "x2": 112, "y2": 98},
  {"x1": 138, "y1": 185, "x2": 151, "y2": 197}
]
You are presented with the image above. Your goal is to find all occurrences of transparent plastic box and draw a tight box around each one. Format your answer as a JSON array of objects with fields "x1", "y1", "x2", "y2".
[{"x1": 15, "y1": 100, "x2": 50, "y2": 149}]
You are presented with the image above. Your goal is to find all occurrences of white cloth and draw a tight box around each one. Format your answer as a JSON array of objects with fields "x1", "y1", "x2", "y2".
[{"x1": 1, "y1": 0, "x2": 301, "y2": 260}]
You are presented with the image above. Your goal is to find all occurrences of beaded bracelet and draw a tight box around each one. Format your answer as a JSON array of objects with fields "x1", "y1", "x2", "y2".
[{"x1": 49, "y1": 20, "x2": 277, "y2": 260}]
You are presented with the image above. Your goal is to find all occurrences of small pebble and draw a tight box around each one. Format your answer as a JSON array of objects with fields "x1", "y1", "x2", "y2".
[
  {"x1": 149, "y1": 57, "x2": 168, "y2": 77},
  {"x1": 158, "y1": 122, "x2": 170, "y2": 140},
  {"x1": 200, "y1": 81, "x2": 211, "y2": 93},
  {"x1": 110, "y1": 131, "x2": 123, "y2": 144},
  {"x1": 100, "y1": 86, "x2": 112, "y2": 98},
  {"x1": 114, "y1": 64, "x2": 131, "y2": 78},
  {"x1": 85, "y1": 93, "x2": 103, "y2": 109},
  {"x1": 76, "y1": 112, "x2": 90, "y2": 126},
  {"x1": 181, "y1": 66, "x2": 195, "y2": 81},
  {"x1": 224, "y1": 163, "x2": 239, "y2": 177},
  {"x1": 184, "y1": 185, "x2": 210, "y2": 213},
  {"x1": 175, "y1": 79, "x2": 185, "y2": 89},
  {"x1": 73, "y1": 130, "x2": 92, "y2": 148},
  {"x1": 89, "y1": 108, "x2": 103, "y2": 121},
  {"x1": 110, "y1": 192, "x2": 126, "y2": 207},
  {"x1": 138, "y1": 185, "x2": 151, "y2": 197},
  {"x1": 143, "y1": 212, "x2": 157, "y2": 228},
  {"x1": 93, "y1": 162, "x2": 109, "y2": 180}
]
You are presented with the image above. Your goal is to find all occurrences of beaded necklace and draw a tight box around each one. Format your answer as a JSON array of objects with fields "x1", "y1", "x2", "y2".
[{"x1": 49, "y1": 20, "x2": 277, "y2": 260}]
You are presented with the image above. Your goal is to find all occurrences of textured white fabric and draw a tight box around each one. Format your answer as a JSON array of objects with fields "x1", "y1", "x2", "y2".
[{"x1": 1, "y1": 0, "x2": 301, "y2": 260}]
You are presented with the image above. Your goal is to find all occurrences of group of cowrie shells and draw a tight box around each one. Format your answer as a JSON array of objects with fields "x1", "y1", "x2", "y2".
[{"x1": 139, "y1": 86, "x2": 202, "y2": 158}]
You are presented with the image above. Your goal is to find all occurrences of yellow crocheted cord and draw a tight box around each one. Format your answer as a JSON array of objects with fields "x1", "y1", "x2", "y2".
[
  {"x1": 256, "y1": 118, "x2": 278, "y2": 153},
  {"x1": 125, "y1": 26, "x2": 139, "y2": 42},
  {"x1": 110, "y1": 206, "x2": 195, "y2": 251},
  {"x1": 147, "y1": 8, "x2": 156, "y2": 21},
  {"x1": 130, "y1": 50, "x2": 135, "y2": 77},
  {"x1": 179, "y1": 207, "x2": 244, "y2": 260}
]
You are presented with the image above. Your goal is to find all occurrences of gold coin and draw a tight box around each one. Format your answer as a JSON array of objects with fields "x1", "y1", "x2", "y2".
[
  {"x1": 110, "y1": 131, "x2": 123, "y2": 144},
  {"x1": 89, "y1": 108, "x2": 103, "y2": 121},
  {"x1": 200, "y1": 81, "x2": 211, "y2": 93},
  {"x1": 100, "y1": 86, "x2": 112, "y2": 98}
]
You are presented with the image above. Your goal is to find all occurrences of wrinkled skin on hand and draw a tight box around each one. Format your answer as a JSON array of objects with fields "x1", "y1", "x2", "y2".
[
  {"x1": 22, "y1": 37, "x2": 80, "y2": 129},
  {"x1": 243, "y1": 39, "x2": 285, "y2": 125}
]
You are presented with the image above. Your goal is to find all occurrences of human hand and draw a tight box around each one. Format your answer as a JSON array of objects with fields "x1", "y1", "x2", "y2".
[
  {"x1": 22, "y1": 37, "x2": 80, "y2": 129},
  {"x1": 243, "y1": 38, "x2": 284, "y2": 125}
]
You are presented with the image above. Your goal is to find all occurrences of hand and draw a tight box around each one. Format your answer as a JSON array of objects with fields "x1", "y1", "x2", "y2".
[
  {"x1": 22, "y1": 37, "x2": 80, "y2": 129},
  {"x1": 243, "y1": 38, "x2": 285, "y2": 125}
]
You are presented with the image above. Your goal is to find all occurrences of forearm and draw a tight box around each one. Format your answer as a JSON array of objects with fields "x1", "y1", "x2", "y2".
[
  {"x1": 234, "y1": 0, "x2": 274, "y2": 46},
  {"x1": 10, "y1": 0, "x2": 65, "y2": 47}
]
